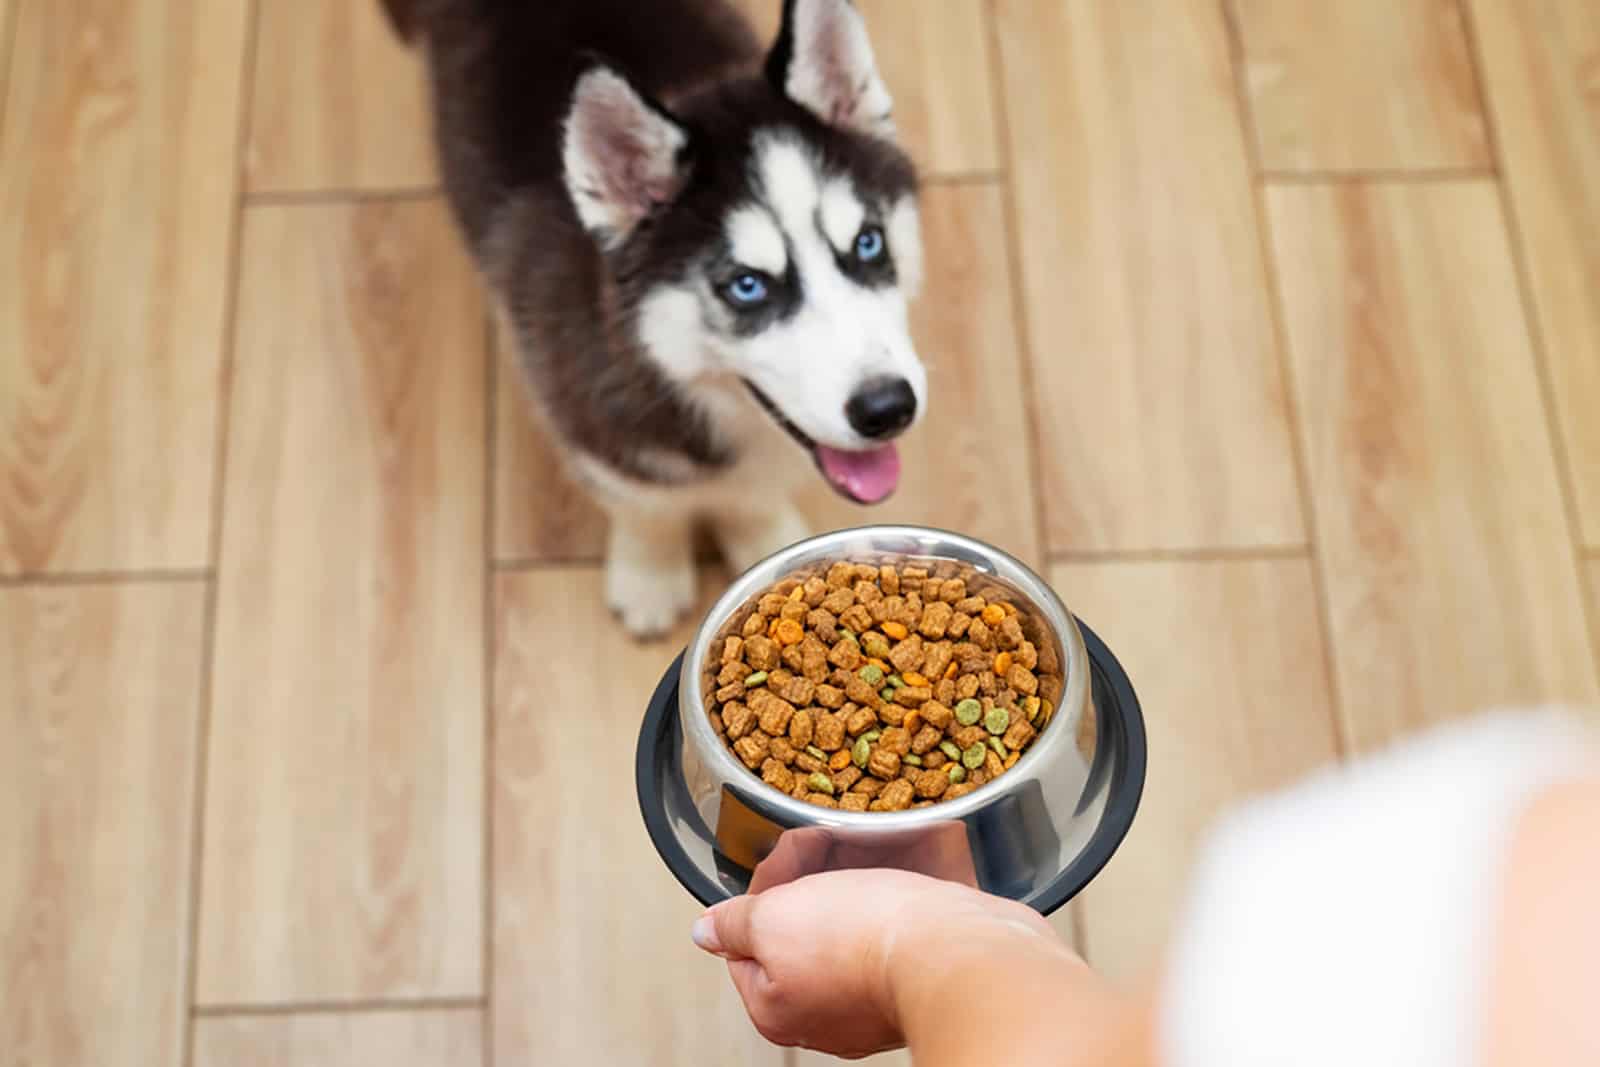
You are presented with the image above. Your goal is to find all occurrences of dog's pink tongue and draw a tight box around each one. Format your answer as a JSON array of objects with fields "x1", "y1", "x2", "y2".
[{"x1": 816, "y1": 444, "x2": 902, "y2": 504}]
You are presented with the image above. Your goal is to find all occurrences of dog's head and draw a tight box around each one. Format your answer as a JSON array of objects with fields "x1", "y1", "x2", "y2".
[{"x1": 561, "y1": 0, "x2": 924, "y2": 504}]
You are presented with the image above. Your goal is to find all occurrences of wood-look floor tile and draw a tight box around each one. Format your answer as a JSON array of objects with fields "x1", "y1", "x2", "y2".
[
  {"x1": 199, "y1": 199, "x2": 485, "y2": 1004},
  {"x1": 731, "y1": 0, "x2": 1000, "y2": 174},
  {"x1": 193, "y1": 1009, "x2": 483, "y2": 1067},
  {"x1": 245, "y1": 0, "x2": 436, "y2": 193},
  {"x1": 1469, "y1": 0, "x2": 1600, "y2": 548},
  {"x1": 1232, "y1": 0, "x2": 1489, "y2": 172},
  {"x1": 492, "y1": 322, "x2": 608, "y2": 564},
  {"x1": 1, "y1": 583, "x2": 206, "y2": 1067},
  {"x1": 1267, "y1": 182, "x2": 1599, "y2": 753},
  {"x1": 993, "y1": 0, "x2": 1305, "y2": 553},
  {"x1": 0, "y1": 0, "x2": 250, "y2": 574},
  {"x1": 493, "y1": 569, "x2": 781, "y2": 1067},
  {"x1": 1054, "y1": 559, "x2": 1341, "y2": 982},
  {"x1": 799, "y1": 182, "x2": 1042, "y2": 568}
]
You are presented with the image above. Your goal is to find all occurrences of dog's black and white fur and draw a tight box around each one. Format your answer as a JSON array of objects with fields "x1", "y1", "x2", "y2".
[{"x1": 382, "y1": 0, "x2": 927, "y2": 635}]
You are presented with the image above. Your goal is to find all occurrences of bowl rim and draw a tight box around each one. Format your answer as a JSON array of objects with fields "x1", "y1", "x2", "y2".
[{"x1": 678, "y1": 524, "x2": 1092, "y2": 828}]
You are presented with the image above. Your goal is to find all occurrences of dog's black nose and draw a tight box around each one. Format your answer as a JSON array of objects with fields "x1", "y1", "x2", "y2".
[{"x1": 846, "y1": 377, "x2": 918, "y2": 440}]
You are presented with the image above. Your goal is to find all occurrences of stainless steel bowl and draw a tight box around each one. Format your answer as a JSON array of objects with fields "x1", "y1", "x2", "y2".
[{"x1": 636, "y1": 525, "x2": 1145, "y2": 914}]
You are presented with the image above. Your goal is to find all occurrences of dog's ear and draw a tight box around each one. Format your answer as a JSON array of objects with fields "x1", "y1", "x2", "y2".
[
  {"x1": 766, "y1": 0, "x2": 894, "y2": 139},
  {"x1": 562, "y1": 65, "x2": 693, "y2": 247}
]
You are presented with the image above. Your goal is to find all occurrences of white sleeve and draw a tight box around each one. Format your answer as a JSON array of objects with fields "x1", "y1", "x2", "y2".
[{"x1": 1159, "y1": 708, "x2": 1597, "y2": 1067}]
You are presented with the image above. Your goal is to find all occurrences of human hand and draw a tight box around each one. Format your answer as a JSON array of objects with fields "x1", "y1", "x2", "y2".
[{"x1": 691, "y1": 869, "x2": 1063, "y2": 1058}]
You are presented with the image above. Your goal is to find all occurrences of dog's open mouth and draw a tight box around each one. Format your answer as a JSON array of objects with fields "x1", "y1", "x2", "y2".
[{"x1": 745, "y1": 383, "x2": 902, "y2": 505}]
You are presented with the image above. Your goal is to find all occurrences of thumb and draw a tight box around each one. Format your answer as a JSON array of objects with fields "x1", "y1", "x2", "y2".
[{"x1": 692, "y1": 895, "x2": 760, "y2": 961}]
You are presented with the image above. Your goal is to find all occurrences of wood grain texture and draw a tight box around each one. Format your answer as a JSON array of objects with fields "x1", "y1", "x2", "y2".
[
  {"x1": 800, "y1": 182, "x2": 1042, "y2": 567},
  {"x1": 731, "y1": 0, "x2": 999, "y2": 174},
  {"x1": 1232, "y1": 0, "x2": 1489, "y2": 172},
  {"x1": 1267, "y1": 182, "x2": 1599, "y2": 753},
  {"x1": 1054, "y1": 559, "x2": 1341, "y2": 982},
  {"x1": 1469, "y1": 0, "x2": 1600, "y2": 548},
  {"x1": 192, "y1": 1009, "x2": 483, "y2": 1067},
  {"x1": 0, "y1": 0, "x2": 249, "y2": 574},
  {"x1": 199, "y1": 199, "x2": 486, "y2": 1004},
  {"x1": 1, "y1": 583, "x2": 205, "y2": 1067},
  {"x1": 993, "y1": 0, "x2": 1305, "y2": 553},
  {"x1": 494, "y1": 569, "x2": 781, "y2": 1067},
  {"x1": 492, "y1": 320, "x2": 608, "y2": 564},
  {"x1": 246, "y1": 0, "x2": 437, "y2": 192}
]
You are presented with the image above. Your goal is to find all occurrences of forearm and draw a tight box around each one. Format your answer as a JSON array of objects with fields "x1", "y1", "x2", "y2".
[{"x1": 888, "y1": 915, "x2": 1153, "y2": 1067}]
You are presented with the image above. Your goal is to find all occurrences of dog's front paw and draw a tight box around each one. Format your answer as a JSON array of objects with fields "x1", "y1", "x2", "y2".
[
  {"x1": 605, "y1": 529, "x2": 696, "y2": 640},
  {"x1": 715, "y1": 503, "x2": 812, "y2": 576}
]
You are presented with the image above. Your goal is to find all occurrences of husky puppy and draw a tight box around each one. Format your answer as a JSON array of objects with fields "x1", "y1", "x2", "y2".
[{"x1": 381, "y1": 0, "x2": 927, "y2": 635}]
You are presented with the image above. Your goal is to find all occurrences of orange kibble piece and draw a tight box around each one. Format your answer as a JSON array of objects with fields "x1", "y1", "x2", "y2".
[
  {"x1": 1002, "y1": 602, "x2": 1018, "y2": 617},
  {"x1": 829, "y1": 749, "x2": 853, "y2": 771},
  {"x1": 882, "y1": 621, "x2": 909, "y2": 641},
  {"x1": 775, "y1": 618, "x2": 805, "y2": 646},
  {"x1": 944, "y1": 661, "x2": 958, "y2": 680},
  {"x1": 903, "y1": 671, "x2": 930, "y2": 688},
  {"x1": 993, "y1": 651, "x2": 1013, "y2": 676},
  {"x1": 1005, "y1": 751, "x2": 1020, "y2": 769},
  {"x1": 903, "y1": 709, "x2": 923, "y2": 735},
  {"x1": 789, "y1": 585, "x2": 806, "y2": 601},
  {"x1": 868, "y1": 657, "x2": 890, "y2": 672},
  {"x1": 981, "y1": 604, "x2": 1006, "y2": 627}
]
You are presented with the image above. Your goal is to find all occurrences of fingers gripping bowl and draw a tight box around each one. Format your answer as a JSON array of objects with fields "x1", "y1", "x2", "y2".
[{"x1": 635, "y1": 527, "x2": 1147, "y2": 914}]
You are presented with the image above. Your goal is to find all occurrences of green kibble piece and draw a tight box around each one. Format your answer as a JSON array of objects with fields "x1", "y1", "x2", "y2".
[
  {"x1": 808, "y1": 772, "x2": 835, "y2": 796},
  {"x1": 903, "y1": 754, "x2": 924, "y2": 767},
  {"x1": 962, "y1": 743, "x2": 988, "y2": 770},
  {"x1": 939, "y1": 740, "x2": 963, "y2": 762},
  {"x1": 744, "y1": 671, "x2": 769, "y2": 687},
  {"x1": 880, "y1": 687, "x2": 895, "y2": 702},
  {"x1": 955, "y1": 699, "x2": 983, "y2": 726},
  {"x1": 806, "y1": 745, "x2": 828, "y2": 761},
  {"x1": 858, "y1": 664, "x2": 885, "y2": 686},
  {"x1": 984, "y1": 706, "x2": 1011, "y2": 736},
  {"x1": 852, "y1": 737, "x2": 872, "y2": 768},
  {"x1": 886, "y1": 674, "x2": 905, "y2": 688},
  {"x1": 840, "y1": 628, "x2": 857, "y2": 641},
  {"x1": 988, "y1": 737, "x2": 1008, "y2": 758},
  {"x1": 947, "y1": 764, "x2": 967, "y2": 784},
  {"x1": 862, "y1": 730, "x2": 882, "y2": 744}
]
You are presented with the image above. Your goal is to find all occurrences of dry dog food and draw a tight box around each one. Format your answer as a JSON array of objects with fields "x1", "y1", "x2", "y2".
[{"x1": 702, "y1": 558, "x2": 1065, "y2": 811}]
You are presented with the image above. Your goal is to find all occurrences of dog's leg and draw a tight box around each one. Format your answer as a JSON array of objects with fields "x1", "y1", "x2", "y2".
[
  {"x1": 713, "y1": 498, "x2": 812, "y2": 576},
  {"x1": 604, "y1": 504, "x2": 697, "y2": 639}
]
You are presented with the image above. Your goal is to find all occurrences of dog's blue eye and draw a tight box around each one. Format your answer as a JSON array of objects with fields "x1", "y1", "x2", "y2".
[
  {"x1": 726, "y1": 273, "x2": 769, "y2": 306},
  {"x1": 855, "y1": 227, "x2": 886, "y2": 262}
]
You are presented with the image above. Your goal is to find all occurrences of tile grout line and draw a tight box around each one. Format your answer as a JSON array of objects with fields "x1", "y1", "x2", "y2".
[
  {"x1": 0, "y1": 567, "x2": 212, "y2": 587},
  {"x1": 979, "y1": 0, "x2": 1085, "y2": 957},
  {"x1": 1455, "y1": 0, "x2": 1600, "y2": 684},
  {"x1": 193, "y1": 996, "x2": 486, "y2": 1019},
  {"x1": 1216, "y1": 0, "x2": 1350, "y2": 763},
  {"x1": 181, "y1": 0, "x2": 262, "y2": 1060},
  {"x1": 481, "y1": 308, "x2": 498, "y2": 1067},
  {"x1": 1259, "y1": 168, "x2": 1497, "y2": 185},
  {"x1": 1050, "y1": 544, "x2": 1311, "y2": 566}
]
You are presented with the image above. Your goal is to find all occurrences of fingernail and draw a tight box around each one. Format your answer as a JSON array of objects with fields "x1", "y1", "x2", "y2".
[{"x1": 691, "y1": 913, "x2": 723, "y2": 955}]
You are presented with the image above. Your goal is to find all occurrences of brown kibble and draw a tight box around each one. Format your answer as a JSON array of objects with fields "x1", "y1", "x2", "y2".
[
  {"x1": 1016, "y1": 640, "x2": 1039, "y2": 670},
  {"x1": 880, "y1": 726, "x2": 912, "y2": 756},
  {"x1": 791, "y1": 780, "x2": 810, "y2": 800},
  {"x1": 844, "y1": 676, "x2": 882, "y2": 708},
  {"x1": 795, "y1": 751, "x2": 826, "y2": 774},
  {"x1": 877, "y1": 702, "x2": 907, "y2": 727},
  {"x1": 925, "y1": 751, "x2": 948, "y2": 770},
  {"x1": 892, "y1": 685, "x2": 931, "y2": 707},
  {"x1": 722, "y1": 702, "x2": 755, "y2": 740},
  {"x1": 803, "y1": 576, "x2": 829, "y2": 606},
  {"x1": 985, "y1": 750, "x2": 1006, "y2": 778},
  {"x1": 969, "y1": 770, "x2": 989, "y2": 788},
  {"x1": 920, "y1": 700, "x2": 954, "y2": 731},
  {"x1": 840, "y1": 792, "x2": 871, "y2": 812},
  {"x1": 879, "y1": 565, "x2": 900, "y2": 595},
  {"x1": 807, "y1": 794, "x2": 839, "y2": 809},
  {"x1": 1004, "y1": 718, "x2": 1037, "y2": 751},
  {"x1": 762, "y1": 759, "x2": 796, "y2": 792},
  {"x1": 828, "y1": 637, "x2": 863, "y2": 671},
  {"x1": 816, "y1": 684, "x2": 846, "y2": 709},
  {"x1": 852, "y1": 775, "x2": 886, "y2": 797},
  {"x1": 744, "y1": 635, "x2": 780, "y2": 671},
  {"x1": 717, "y1": 661, "x2": 746, "y2": 688},
  {"x1": 845, "y1": 705, "x2": 878, "y2": 735},
  {"x1": 877, "y1": 779, "x2": 916, "y2": 811},
  {"x1": 821, "y1": 588, "x2": 855, "y2": 615},
  {"x1": 935, "y1": 678, "x2": 957, "y2": 705},
  {"x1": 789, "y1": 707, "x2": 815, "y2": 748},
  {"x1": 978, "y1": 672, "x2": 997, "y2": 697},
  {"x1": 734, "y1": 733, "x2": 771, "y2": 769},
  {"x1": 840, "y1": 604, "x2": 874, "y2": 632},
  {"x1": 867, "y1": 595, "x2": 896, "y2": 625},
  {"x1": 780, "y1": 644, "x2": 805, "y2": 672},
  {"x1": 775, "y1": 673, "x2": 816, "y2": 705},
  {"x1": 914, "y1": 768, "x2": 951, "y2": 799},
  {"x1": 752, "y1": 691, "x2": 796, "y2": 735},
  {"x1": 715, "y1": 681, "x2": 746, "y2": 703},
  {"x1": 826, "y1": 561, "x2": 855, "y2": 588},
  {"x1": 939, "y1": 578, "x2": 966, "y2": 603},
  {"x1": 760, "y1": 592, "x2": 789, "y2": 617},
  {"x1": 769, "y1": 736, "x2": 797, "y2": 765},
  {"x1": 861, "y1": 631, "x2": 892, "y2": 659},
  {"x1": 832, "y1": 765, "x2": 862, "y2": 793},
  {"x1": 967, "y1": 617, "x2": 994, "y2": 650},
  {"x1": 1007, "y1": 663, "x2": 1039, "y2": 696},
  {"x1": 742, "y1": 612, "x2": 767, "y2": 638},
  {"x1": 954, "y1": 725, "x2": 988, "y2": 749},
  {"x1": 888, "y1": 634, "x2": 926, "y2": 674},
  {"x1": 998, "y1": 615, "x2": 1024, "y2": 650},
  {"x1": 868, "y1": 747, "x2": 901, "y2": 779},
  {"x1": 955, "y1": 596, "x2": 986, "y2": 614},
  {"x1": 722, "y1": 636, "x2": 745, "y2": 665},
  {"x1": 955, "y1": 643, "x2": 993, "y2": 674},
  {"x1": 1039, "y1": 673, "x2": 1064, "y2": 705},
  {"x1": 806, "y1": 609, "x2": 838, "y2": 645},
  {"x1": 948, "y1": 611, "x2": 972, "y2": 638},
  {"x1": 853, "y1": 579, "x2": 883, "y2": 604},
  {"x1": 901, "y1": 565, "x2": 929, "y2": 580},
  {"x1": 815, "y1": 712, "x2": 847, "y2": 751},
  {"x1": 911, "y1": 725, "x2": 943, "y2": 755},
  {"x1": 919, "y1": 601, "x2": 954, "y2": 639},
  {"x1": 956, "y1": 674, "x2": 981, "y2": 700},
  {"x1": 945, "y1": 782, "x2": 977, "y2": 801}
]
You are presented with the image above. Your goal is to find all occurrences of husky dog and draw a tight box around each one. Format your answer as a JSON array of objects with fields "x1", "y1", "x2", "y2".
[{"x1": 381, "y1": 0, "x2": 926, "y2": 635}]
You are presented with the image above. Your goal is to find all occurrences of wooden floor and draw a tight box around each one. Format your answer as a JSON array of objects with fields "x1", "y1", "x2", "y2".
[{"x1": 3, "y1": 0, "x2": 1598, "y2": 1064}]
